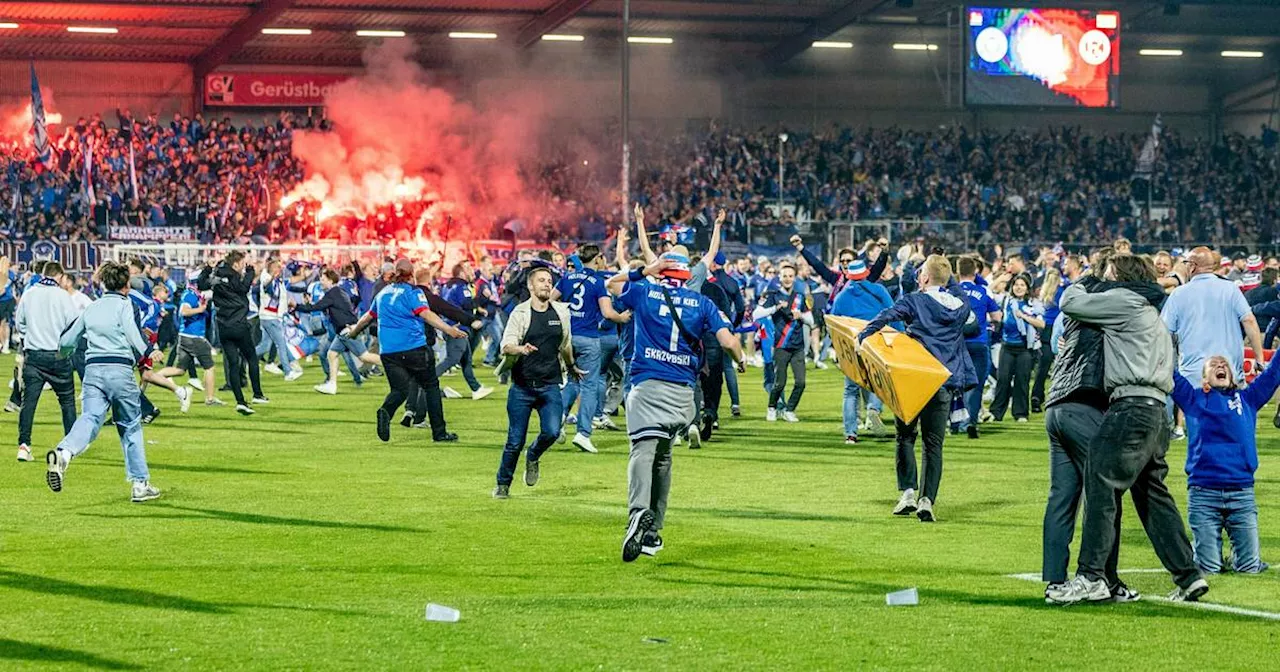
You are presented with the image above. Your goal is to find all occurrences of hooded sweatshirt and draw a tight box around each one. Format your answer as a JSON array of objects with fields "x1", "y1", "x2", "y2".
[
  {"x1": 1060, "y1": 281, "x2": 1173, "y2": 402},
  {"x1": 859, "y1": 285, "x2": 976, "y2": 392}
]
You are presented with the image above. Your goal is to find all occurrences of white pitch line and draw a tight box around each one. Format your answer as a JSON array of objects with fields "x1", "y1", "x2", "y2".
[{"x1": 1005, "y1": 570, "x2": 1280, "y2": 621}]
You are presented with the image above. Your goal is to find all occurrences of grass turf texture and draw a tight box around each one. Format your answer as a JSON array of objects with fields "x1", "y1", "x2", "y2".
[{"x1": 1, "y1": 352, "x2": 1279, "y2": 670}]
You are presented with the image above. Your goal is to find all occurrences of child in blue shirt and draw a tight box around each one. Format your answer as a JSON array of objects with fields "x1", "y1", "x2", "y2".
[{"x1": 1171, "y1": 354, "x2": 1280, "y2": 574}]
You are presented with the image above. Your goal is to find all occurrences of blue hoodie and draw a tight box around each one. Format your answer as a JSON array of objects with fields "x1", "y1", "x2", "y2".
[
  {"x1": 831, "y1": 279, "x2": 897, "y2": 326},
  {"x1": 859, "y1": 285, "x2": 977, "y2": 392},
  {"x1": 1172, "y1": 360, "x2": 1280, "y2": 489}
]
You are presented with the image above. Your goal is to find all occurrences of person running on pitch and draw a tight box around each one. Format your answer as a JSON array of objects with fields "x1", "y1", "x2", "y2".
[
  {"x1": 344, "y1": 259, "x2": 466, "y2": 443},
  {"x1": 46, "y1": 261, "x2": 161, "y2": 503},
  {"x1": 299, "y1": 269, "x2": 382, "y2": 395},
  {"x1": 14, "y1": 261, "x2": 79, "y2": 462},
  {"x1": 859, "y1": 255, "x2": 975, "y2": 522},
  {"x1": 128, "y1": 281, "x2": 192, "y2": 423},
  {"x1": 154, "y1": 279, "x2": 225, "y2": 408},
  {"x1": 605, "y1": 247, "x2": 744, "y2": 562},
  {"x1": 492, "y1": 264, "x2": 578, "y2": 498}
]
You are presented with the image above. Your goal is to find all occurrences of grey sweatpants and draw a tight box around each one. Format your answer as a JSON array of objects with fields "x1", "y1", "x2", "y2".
[{"x1": 626, "y1": 379, "x2": 696, "y2": 532}]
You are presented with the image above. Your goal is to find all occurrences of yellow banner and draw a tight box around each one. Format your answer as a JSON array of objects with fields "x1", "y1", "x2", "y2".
[{"x1": 826, "y1": 315, "x2": 952, "y2": 424}]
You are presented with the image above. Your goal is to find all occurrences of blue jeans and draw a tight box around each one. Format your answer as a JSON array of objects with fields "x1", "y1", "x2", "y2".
[
  {"x1": 843, "y1": 377, "x2": 883, "y2": 437},
  {"x1": 255, "y1": 318, "x2": 295, "y2": 370},
  {"x1": 436, "y1": 334, "x2": 481, "y2": 392},
  {"x1": 963, "y1": 341, "x2": 990, "y2": 430},
  {"x1": 496, "y1": 382, "x2": 564, "y2": 486},
  {"x1": 483, "y1": 313, "x2": 505, "y2": 364},
  {"x1": 1187, "y1": 486, "x2": 1265, "y2": 573},
  {"x1": 58, "y1": 364, "x2": 149, "y2": 482},
  {"x1": 325, "y1": 331, "x2": 365, "y2": 385},
  {"x1": 596, "y1": 332, "x2": 620, "y2": 420},
  {"x1": 723, "y1": 349, "x2": 740, "y2": 406},
  {"x1": 561, "y1": 335, "x2": 602, "y2": 437}
]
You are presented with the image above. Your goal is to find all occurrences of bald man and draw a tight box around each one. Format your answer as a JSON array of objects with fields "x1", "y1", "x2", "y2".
[{"x1": 1162, "y1": 246, "x2": 1265, "y2": 398}]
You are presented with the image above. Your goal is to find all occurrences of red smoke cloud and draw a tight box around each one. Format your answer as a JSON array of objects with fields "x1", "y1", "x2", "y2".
[{"x1": 285, "y1": 42, "x2": 548, "y2": 242}]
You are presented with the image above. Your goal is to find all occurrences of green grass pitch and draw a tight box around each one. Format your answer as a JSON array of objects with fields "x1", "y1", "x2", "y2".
[{"x1": 1, "y1": 352, "x2": 1278, "y2": 669}]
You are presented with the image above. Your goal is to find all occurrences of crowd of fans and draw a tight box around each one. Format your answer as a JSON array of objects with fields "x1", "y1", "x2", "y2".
[{"x1": 2, "y1": 110, "x2": 1276, "y2": 249}]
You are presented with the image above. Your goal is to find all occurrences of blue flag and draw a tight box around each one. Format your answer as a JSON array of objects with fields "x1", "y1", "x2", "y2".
[{"x1": 29, "y1": 63, "x2": 52, "y2": 167}]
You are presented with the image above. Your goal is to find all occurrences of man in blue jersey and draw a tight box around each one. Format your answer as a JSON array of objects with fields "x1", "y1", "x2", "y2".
[
  {"x1": 155, "y1": 282, "x2": 226, "y2": 409},
  {"x1": 754, "y1": 261, "x2": 813, "y2": 422},
  {"x1": 605, "y1": 247, "x2": 744, "y2": 562},
  {"x1": 552, "y1": 244, "x2": 630, "y2": 454},
  {"x1": 128, "y1": 282, "x2": 192, "y2": 423},
  {"x1": 344, "y1": 259, "x2": 466, "y2": 443},
  {"x1": 437, "y1": 260, "x2": 493, "y2": 401},
  {"x1": 956, "y1": 256, "x2": 1001, "y2": 439}
]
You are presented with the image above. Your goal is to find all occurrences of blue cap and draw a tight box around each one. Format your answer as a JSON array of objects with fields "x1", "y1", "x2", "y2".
[{"x1": 713, "y1": 252, "x2": 726, "y2": 266}]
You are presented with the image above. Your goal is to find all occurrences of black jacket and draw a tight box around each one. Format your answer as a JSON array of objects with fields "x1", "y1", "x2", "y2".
[
  {"x1": 198, "y1": 262, "x2": 255, "y2": 328},
  {"x1": 296, "y1": 286, "x2": 358, "y2": 331},
  {"x1": 1045, "y1": 316, "x2": 1108, "y2": 411}
]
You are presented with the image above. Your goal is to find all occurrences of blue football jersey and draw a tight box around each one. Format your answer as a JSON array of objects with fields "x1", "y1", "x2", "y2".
[
  {"x1": 556, "y1": 269, "x2": 607, "y2": 338},
  {"x1": 619, "y1": 280, "x2": 729, "y2": 388}
]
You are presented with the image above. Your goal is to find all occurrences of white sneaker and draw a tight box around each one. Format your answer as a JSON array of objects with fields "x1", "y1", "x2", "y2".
[
  {"x1": 187, "y1": 378, "x2": 204, "y2": 392},
  {"x1": 46, "y1": 449, "x2": 68, "y2": 492},
  {"x1": 130, "y1": 481, "x2": 161, "y2": 503},
  {"x1": 1168, "y1": 578, "x2": 1210, "y2": 602},
  {"x1": 236, "y1": 404, "x2": 255, "y2": 416},
  {"x1": 978, "y1": 409, "x2": 995, "y2": 423},
  {"x1": 1046, "y1": 576, "x2": 1111, "y2": 605},
  {"x1": 572, "y1": 433, "x2": 598, "y2": 454},
  {"x1": 814, "y1": 360, "x2": 828, "y2": 370},
  {"x1": 1172, "y1": 427, "x2": 1186, "y2": 441},
  {"x1": 1016, "y1": 417, "x2": 1028, "y2": 424},
  {"x1": 916, "y1": 496, "x2": 935, "y2": 522},
  {"x1": 175, "y1": 386, "x2": 192, "y2": 413},
  {"x1": 766, "y1": 408, "x2": 778, "y2": 422},
  {"x1": 314, "y1": 381, "x2": 338, "y2": 395},
  {"x1": 3, "y1": 401, "x2": 18, "y2": 413},
  {"x1": 783, "y1": 410, "x2": 799, "y2": 423},
  {"x1": 471, "y1": 386, "x2": 494, "y2": 400},
  {"x1": 284, "y1": 368, "x2": 304, "y2": 382},
  {"x1": 593, "y1": 416, "x2": 622, "y2": 431},
  {"x1": 868, "y1": 414, "x2": 887, "y2": 435},
  {"x1": 442, "y1": 386, "x2": 463, "y2": 399},
  {"x1": 264, "y1": 363, "x2": 284, "y2": 375},
  {"x1": 16, "y1": 444, "x2": 33, "y2": 462},
  {"x1": 558, "y1": 427, "x2": 567, "y2": 444},
  {"x1": 686, "y1": 424, "x2": 702, "y2": 449},
  {"x1": 893, "y1": 488, "x2": 918, "y2": 516}
]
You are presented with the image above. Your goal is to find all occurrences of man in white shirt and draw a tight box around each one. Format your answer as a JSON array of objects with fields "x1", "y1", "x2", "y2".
[
  {"x1": 15, "y1": 261, "x2": 80, "y2": 462},
  {"x1": 254, "y1": 259, "x2": 303, "y2": 381}
]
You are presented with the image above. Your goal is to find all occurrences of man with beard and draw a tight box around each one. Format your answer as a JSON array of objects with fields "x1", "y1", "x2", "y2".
[
  {"x1": 492, "y1": 266, "x2": 576, "y2": 498},
  {"x1": 1050, "y1": 254, "x2": 1207, "y2": 605}
]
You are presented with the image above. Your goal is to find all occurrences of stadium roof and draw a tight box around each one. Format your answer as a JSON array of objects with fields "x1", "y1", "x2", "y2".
[{"x1": 0, "y1": 1, "x2": 1277, "y2": 74}]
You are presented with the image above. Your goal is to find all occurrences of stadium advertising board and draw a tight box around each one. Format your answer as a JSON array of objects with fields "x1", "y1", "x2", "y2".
[
  {"x1": 965, "y1": 7, "x2": 1120, "y2": 108},
  {"x1": 204, "y1": 73, "x2": 350, "y2": 107}
]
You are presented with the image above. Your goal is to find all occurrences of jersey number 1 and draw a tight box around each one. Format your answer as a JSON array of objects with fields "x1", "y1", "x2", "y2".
[{"x1": 658, "y1": 304, "x2": 684, "y2": 351}]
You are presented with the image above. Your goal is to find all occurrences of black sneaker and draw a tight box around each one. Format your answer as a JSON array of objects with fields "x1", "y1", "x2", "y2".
[
  {"x1": 492, "y1": 484, "x2": 510, "y2": 499},
  {"x1": 731, "y1": 404, "x2": 741, "y2": 417},
  {"x1": 700, "y1": 417, "x2": 714, "y2": 441},
  {"x1": 376, "y1": 408, "x2": 391, "y2": 442},
  {"x1": 141, "y1": 409, "x2": 160, "y2": 425},
  {"x1": 622, "y1": 509, "x2": 655, "y2": 563},
  {"x1": 1044, "y1": 582, "x2": 1065, "y2": 605},
  {"x1": 967, "y1": 425, "x2": 980, "y2": 439},
  {"x1": 399, "y1": 412, "x2": 413, "y2": 428},
  {"x1": 433, "y1": 432, "x2": 459, "y2": 442},
  {"x1": 1110, "y1": 582, "x2": 1141, "y2": 602},
  {"x1": 524, "y1": 458, "x2": 539, "y2": 487},
  {"x1": 1031, "y1": 400, "x2": 1043, "y2": 414},
  {"x1": 640, "y1": 533, "x2": 664, "y2": 557}
]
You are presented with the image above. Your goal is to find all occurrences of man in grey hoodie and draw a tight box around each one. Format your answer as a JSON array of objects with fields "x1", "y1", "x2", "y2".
[
  {"x1": 46, "y1": 261, "x2": 161, "y2": 503},
  {"x1": 1048, "y1": 254, "x2": 1206, "y2": 604}
]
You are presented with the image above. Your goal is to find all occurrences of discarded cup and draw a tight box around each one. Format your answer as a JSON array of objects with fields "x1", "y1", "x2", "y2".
[
  {"x1": 885, "y1": 587, "x2": 919, "y2": 606},
  {"x1": 425, "y1": 603, "x2": 461, "y2": 622}
]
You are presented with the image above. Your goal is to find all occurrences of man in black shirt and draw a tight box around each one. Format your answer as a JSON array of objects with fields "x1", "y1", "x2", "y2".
[
  {"x1": 493, "y1": 266, "x2": 576, "y2": 499},
  {"x1": 297, "y1": 269, "x2": 382, "y2": 395}
]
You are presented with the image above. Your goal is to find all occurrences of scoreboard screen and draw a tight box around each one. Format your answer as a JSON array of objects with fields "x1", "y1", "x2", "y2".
[{"x1": 965, "y1": 7, "x2": 1120, "y2": 108}]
